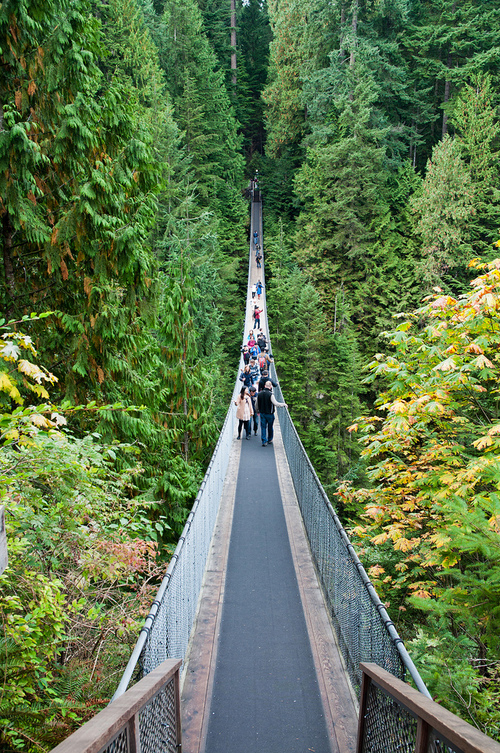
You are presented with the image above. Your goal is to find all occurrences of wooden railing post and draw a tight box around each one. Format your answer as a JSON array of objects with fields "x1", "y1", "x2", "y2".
[
  {"x1": 128, "y1": 713, "x2": 140, "y2": 753},
  {"x1": 358, "y1": 663, "x2": 500, "y2": 753},
  {"x1": 415, "y1": 717, "x2": 430, "y2": 753},
  {"x1": 356, "y1": 668, "x2": 371, "y2": 753}
]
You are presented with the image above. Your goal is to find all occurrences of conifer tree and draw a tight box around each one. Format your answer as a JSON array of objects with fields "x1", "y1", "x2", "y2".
[{"x1": 410, "y1": 135, "x2": 475, "y2": 289}]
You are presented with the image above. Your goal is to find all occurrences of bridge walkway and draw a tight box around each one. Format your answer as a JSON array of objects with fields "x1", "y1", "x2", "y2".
[{"x1": 180, "y1": 199, "x2": 358, "y2": 753}]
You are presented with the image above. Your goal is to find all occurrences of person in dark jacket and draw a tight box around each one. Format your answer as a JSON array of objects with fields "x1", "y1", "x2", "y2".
[
  {"x1": 249, "y1": 386, "x2": 259, "y2": 435},
  {"x1": 258, "y1": 370, "x2": 277, "y2": 392},
  {"x1": 256, "y1": 381, "x2": 287, "y2": 446},
  {"x1": 239, "y1": 364, "x2": 253, "y2": 390}
]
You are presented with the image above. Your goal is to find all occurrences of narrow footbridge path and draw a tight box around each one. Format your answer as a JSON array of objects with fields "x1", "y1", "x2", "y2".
[{"x1": 52, "y1": 197, "x2": 500, "y2": 753}]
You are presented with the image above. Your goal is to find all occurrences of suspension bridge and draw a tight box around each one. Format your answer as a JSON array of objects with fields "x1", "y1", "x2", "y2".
[{"x1": 52, "y1": 196, "x2": 500, "y2": 753}]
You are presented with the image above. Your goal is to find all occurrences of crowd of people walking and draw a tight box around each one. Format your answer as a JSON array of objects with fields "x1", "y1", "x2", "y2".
[{"x1": 235, "y1": 228, "x2": 287, "y2": 447}]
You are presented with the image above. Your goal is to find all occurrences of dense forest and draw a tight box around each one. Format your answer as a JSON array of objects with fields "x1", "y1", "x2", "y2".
[{"x1": 1, "y1": 0, "x2": 500, "y2": 748}]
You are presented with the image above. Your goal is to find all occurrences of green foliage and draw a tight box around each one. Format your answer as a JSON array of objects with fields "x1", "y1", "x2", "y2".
[
  {"x1": 341, "y1": 260, "x2": 500, "y2": 737},
  {"x1": 0, "y1": 318, "x2": 169, "y2": 751},
  {"x1": 266, "y1": 227, "x2": 363, "y2": 499}
]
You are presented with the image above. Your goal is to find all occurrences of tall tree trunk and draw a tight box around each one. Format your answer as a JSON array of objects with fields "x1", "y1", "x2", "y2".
[
  {"x1": 339, "y1": 2, "x2": 346, "y2": 63},
  {"x1": 442, "y1": 3, "x2": 456, "y2": 138},
  {"x1": 442, "y1": 49, "x2": 452, "y2": 138},
  {"x1": 350, "y1": 0, "x2": 358, "y2": 68},
  {"x1": 231, "y1": 0, "x2": 237, "y2": 86},
  {"x1": 2, "y1": 211, "x2": 16, "y2": 320}
]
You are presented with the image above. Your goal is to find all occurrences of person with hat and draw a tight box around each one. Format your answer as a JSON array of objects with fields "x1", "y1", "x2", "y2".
[{"x1": 256, "y1": 381, "x2": 287, "y2": 446}]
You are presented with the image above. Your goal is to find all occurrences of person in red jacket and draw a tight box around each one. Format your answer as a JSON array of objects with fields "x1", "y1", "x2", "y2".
[{"x1": 253, "y1": 305, "x2": 263, "y2": 328}]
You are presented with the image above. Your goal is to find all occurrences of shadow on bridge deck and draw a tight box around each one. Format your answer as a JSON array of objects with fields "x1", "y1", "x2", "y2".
[{"x1": 181, "y1": 418, "x2": 358, "y2": 753}]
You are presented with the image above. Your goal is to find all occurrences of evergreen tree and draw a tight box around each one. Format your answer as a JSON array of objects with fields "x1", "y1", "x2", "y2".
[
  {"x1": 410, "y1": 134, "x2": 475, "y2": 289},
  {"x1": 452, "y1": 75, "x2": 500, "y2": 260}
]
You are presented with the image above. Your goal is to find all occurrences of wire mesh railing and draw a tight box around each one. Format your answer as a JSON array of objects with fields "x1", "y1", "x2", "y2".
[
  {"x1": 51, "y1": 660, "x2": 182, "y2": 753},
  {"x1": 357, "y1": 663, "x2": 500, "y2": 753},
  {"x1": 270, "y1": 365, "x2": 430, "y2": 700},
  {"x1": 113, "y1": 194, "x2": 261, "y2": 700},
  {"x1": 112, "y1": 378, "x2": 240, "y2": 699}
]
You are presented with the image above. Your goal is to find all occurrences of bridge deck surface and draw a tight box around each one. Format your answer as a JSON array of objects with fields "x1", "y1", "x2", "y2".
[
  {"x1": 180, "y1": 199, "x2": 358, "y2": 753},
  {"x1": 181, "y1": 422, "x2": 358, "y2": 753}
]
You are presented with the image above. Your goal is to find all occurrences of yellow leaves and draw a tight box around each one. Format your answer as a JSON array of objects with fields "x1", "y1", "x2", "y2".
[
  {"x1": 27, "y1": 80, "x2": 36, "y2": 97},
  {"x1": 30, "y1": 413, "x2": 53, "y2": 429},
  {"x1": 97, "y1": 367, "x2": 104, "y2": 384},
  {"x1": 394, "y1": 537, "x2": 417, "y2": 552},
  {"x1": 368, "y1": 565, "x2": 385, "y2": 579},
  {"x1": 429, "y1": 532, "x2": 451, "y2": 549},
  {"x1": 483, "y1": 292, "x2": 498, "y2": 310},
  {"x1": 347, "y1": 422, "x2": 358, "y2": 433},
  {"x1": 488, "y1": 515, "x2": 500, "y2": 534},
  {"x1": 371, "y1": 532, "x2": 389, "y2": 545},
  {"x1": 474, "y1": 434, "x2": 494, "y2": 450},
  {"x1": 434, "y1": 356, "x2": 457, "y2": 372},
  {"x1": 84, "y1": 277, "x2": 92, "y2": 296},
  {"x1": 27, "y1": 383, "x2": 50, "y2": 399},
  {"x1": 27, "y1": 190, "x2": 36, "y2": 205},
  {"x1": 0, "y1": 372, "x2": 22, "y2": 403},
  {"x1": 18, "y1": 359, "x2": 57, "y2": 385},
  {"x1": 51, "y1": 227, "x2": 59, "y2": 245},
  {"x1": 431, "y1": 295, "x2": 456, "y2": 310},
  {"x1": 471, "y1": 354, "x2": 494, "y2": 370},
  {"x1": 465, "y1": 342, "x2": 483, "y2": 355},
  {"x1": 15, "y1": 90, "x2": 22, "y2": 110}
]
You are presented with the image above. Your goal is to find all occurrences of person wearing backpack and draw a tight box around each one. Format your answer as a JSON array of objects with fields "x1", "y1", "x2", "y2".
[{"x1": 249, "y1": 358, "x2": 260, "y2": 386}]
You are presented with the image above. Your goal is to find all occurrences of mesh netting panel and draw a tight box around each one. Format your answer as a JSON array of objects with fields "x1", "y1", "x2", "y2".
[
  {"x1": 99, "y1": 727, "x2": 129, "y2": 753},
  {"x1": 273, "y1": 369, "x2": 406, "y2": 697},
  {"x1": 140, "y1": 397, "x2": 237, "y2": 675},
  {"x1": 361, "y1": 681, "x2": 417, "y2": 753},
  {"x1": 361, "y1": 683, "x2": 460, "y2": 753},
  {"x1": 139, "y1": 677, "x2": 178, "y2": 753}
]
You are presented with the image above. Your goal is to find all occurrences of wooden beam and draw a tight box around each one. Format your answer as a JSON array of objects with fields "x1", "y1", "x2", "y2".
[
  {"x1": 50, "y1": 659, "x2": 181, "y2": 753},
  {"x1": 359, "y1": 663, "x2": 500, "y2": 753}
]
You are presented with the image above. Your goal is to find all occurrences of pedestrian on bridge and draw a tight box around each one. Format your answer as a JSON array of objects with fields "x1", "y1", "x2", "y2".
[
  {"x1": 249, "y1": 386, "x2": 259, "y2": 435},
  {"x1": 257, "y1": 331, "x2": 267, "y2": 350},
  {"x1": 235, "y1": 386, "x2": 253, "y2": 440},
  {"x1": 251, "y1": 283, "x2": 257, "y2": 299},
  {"x1": 256, "y1": 381, "x2": 287, "y2": 446},
  {"x1": 257, "y1": 369, "x2": 277, "y2": 392},
  {"x1": 239, "y1": 364, "x2": 253, "y2": 390},
  {"x1": 256, "y1": 280, "x2": 263, "y2": 299},
  {"x1": 256, "y1": 253, "x2": 262, "y2": 269},
  {"x1": 253, "y1": 305, "x2": 263, "y2": 328}
]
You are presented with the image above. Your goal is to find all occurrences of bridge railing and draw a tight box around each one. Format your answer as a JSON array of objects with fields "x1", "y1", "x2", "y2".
[
  {"x1": 51, "y1": 660, "x2": 182, "y2": 753},
  {"x1": 113, "y1": 199, "x2": 260, "y2": 700},
  {"x1": 270, "y1": 366, "x2": 430, "y2": 701},
  {"x1": 112, "y1": 379, "x2": 240, "y2": 699},
  {"x1": 357, "y1": 663, "x2": 500, "y2": 753}
]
